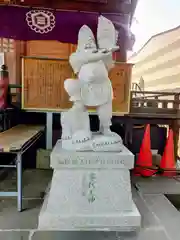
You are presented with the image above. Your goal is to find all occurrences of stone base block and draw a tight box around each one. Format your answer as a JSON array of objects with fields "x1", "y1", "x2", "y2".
[
  {"x1": 40, "y1": 169, "x2": 133, "y2": 214},
  {"x1": 50, "y1": 140, "x2": 134, "y2": 170},
  {"x1": 38, "y1": 141, "x2": 141, "y2": 231},
  {"x1": 38, "y1": 192, "x2": 141, "y2": 231}
]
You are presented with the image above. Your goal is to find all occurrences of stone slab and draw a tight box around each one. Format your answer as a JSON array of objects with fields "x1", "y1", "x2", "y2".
[
  {"x1": 131, "y1": 188, "x2": 161, "y2": 230},
  {"x1": 51, "y1": 140, "x2": 134, "y2": 170},
  {"x1": 134, "y1": 177, "x2": 180, "y2": 194},
  {"x1": 30, "y1": 230, "x2": 169, "y2": 240},
  {"x1": 142, "y1": 194, "x2": 180, "y2": 240},
  {"x1": 0, "y1": 231, "x2": 29, "y2": 240},
  {"x1": 0, "y1": 199, "x2": 43, "y2": 229}
]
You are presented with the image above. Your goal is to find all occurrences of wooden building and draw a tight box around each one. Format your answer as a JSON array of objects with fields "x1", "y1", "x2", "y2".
[
  {"x1": 129, "y1": 26, "x2": 180, "y2": 92},
  {"x1": 0, "y1": 0, "x2": 137, "y2": 85},
  {"x1": 0, "y1": 0, "x2": 138, "y2": 113}
]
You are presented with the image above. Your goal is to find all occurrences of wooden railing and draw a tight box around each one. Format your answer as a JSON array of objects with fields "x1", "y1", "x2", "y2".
[
  {"x1": 8, "y1": 89, "x2": 180, "y2": 118},
  {"x1": 131, "y1": 83, "x2": 145, "y2": 99},
  {"x1": 130, "y1": 91, "x2": 180, "y2": 118}
]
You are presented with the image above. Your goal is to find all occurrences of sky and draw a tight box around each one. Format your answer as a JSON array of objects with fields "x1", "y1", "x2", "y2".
[{"x1": 131, "y1": 0, "x2": 180, "y2": 53}]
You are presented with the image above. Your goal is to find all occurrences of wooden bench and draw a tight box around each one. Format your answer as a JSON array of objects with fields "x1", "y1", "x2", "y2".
[{"x1": 0, "y1": 124, "x2": 44, "y2": 211}]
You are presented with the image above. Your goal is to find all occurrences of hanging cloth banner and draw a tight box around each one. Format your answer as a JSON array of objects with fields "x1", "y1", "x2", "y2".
[
  {"x1": 0, "y1": 6, "x2": 98, "y2": 44},
  {"x1": 0, "y1": 6, "x2": 130, "y2": 44}
]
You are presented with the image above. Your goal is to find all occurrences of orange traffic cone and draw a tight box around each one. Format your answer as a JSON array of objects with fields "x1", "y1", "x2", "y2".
[
  {"x1": 160, "y1": 129, "x2": 176, "y2": 177},
  {"x1": 133, "y1": 124, "x2": 156, "y2": 177}
]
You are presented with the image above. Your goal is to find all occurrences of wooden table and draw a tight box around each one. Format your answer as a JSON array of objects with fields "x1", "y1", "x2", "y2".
[{"x1": 0, "y1": 124, "x2": 45, "y2": 211}]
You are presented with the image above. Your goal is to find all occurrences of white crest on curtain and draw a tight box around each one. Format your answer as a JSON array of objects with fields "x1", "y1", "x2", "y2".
[{"x1": 26, "y1": 10, "x2": 56, "y2": 34}]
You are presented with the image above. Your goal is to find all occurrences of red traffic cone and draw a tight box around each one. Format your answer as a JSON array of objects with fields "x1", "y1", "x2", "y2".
[
  {"x1": 160, "y1": 129, "x2": 176, "y2": 177},
  {"x1": 134, "y1": 124, "x2": 156, "y2": 177}
]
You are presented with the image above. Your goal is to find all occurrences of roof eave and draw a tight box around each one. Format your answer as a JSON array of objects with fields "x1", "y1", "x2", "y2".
[{"x1": 130, "y1": 0, "x2": 138, "y2": 25}]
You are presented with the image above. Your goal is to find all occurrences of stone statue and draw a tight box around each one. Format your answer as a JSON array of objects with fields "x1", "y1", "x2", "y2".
[
  {"x1": 61, "y1": 16, "x2": 123, "y2": 152},
  {"x1": 38, "y1": 16, "x2": 141, "y2": 232}
]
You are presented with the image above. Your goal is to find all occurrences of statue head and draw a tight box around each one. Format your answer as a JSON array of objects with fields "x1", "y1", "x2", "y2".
[{"x1": 69, "y1": 16, "x2": 119, "y2": 75}]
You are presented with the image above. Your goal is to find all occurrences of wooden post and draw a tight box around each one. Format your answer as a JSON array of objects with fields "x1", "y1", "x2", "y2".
[
  {"x1": 162, "y1": 101, "x2": 168, "y2": 109},
  {"x1": 124, "y1": 117, "x2": 133, "y2": 148},
  {"x1": 0, "y1": 64, "x2": 9, "y2": 109},
  {"x1": 171, "y1": 94, "x2": 180, "y2": 160}
]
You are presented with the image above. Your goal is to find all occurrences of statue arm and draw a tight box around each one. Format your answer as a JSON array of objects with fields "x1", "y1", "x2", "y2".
[{"x1": 69, "y1": 51, "x2": 113, "y2": 74}]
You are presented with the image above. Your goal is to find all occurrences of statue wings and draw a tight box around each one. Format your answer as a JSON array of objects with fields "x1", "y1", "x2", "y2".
[
  {"x1": 77, "y1": 25, "x2": 97, "y2": 52},
  {"x1": 77, "y1": 15, "x2": 119, "y2": 52},
  {"x1": 97, "y1": 16, "x2": 119, "y2": 51}
]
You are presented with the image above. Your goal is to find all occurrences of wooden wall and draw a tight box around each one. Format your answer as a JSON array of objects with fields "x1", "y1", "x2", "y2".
[
  {"x1": 26, "y1": 41, "x2": 76, "y2": 59},
  {"x1": 1, "y1": 38, "x2": 127, "y2": 87},
  {"x1": 0, "y1": 40, "x2": 76, "y2": 84},
  {"x1": 0, "y1": 39, "x2": 25, "y2": 84},
  {"x1": 22, "y1": 57, "x2": 133, "y2": 114}
]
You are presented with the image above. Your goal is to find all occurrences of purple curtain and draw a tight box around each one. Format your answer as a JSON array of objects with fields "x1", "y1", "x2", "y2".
[
  {"x1": 0, "y1": 6, "x2": 129, "y2": 45},
  {"x1": 0, "y1": 6, "x2": 98, "y2": 43}
]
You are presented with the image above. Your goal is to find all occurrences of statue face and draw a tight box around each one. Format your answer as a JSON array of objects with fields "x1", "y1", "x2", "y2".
[{"x1": 78, "y1": 60, "x2": 109, "y2": 84}]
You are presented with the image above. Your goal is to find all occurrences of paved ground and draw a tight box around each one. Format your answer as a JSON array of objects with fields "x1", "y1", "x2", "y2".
[{"x1": 0, "y1": 170, "x2": 180, "y2": 239}]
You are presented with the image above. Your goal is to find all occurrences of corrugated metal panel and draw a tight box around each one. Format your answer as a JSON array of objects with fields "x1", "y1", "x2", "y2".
[{"x1": 130, "y1": 26, "x2": 180, "y2": 91}]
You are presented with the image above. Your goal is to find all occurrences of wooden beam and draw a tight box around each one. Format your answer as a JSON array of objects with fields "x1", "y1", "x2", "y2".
[
  {"x1": 2, "y1": 0, "x2": 132, "y2": 14},
  {"x1": 75, "y1": 0, "x2": 108, "y2": 3}
]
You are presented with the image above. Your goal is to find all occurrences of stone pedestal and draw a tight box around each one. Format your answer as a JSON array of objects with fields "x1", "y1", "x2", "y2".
[{"x1": 38, "y1": 140, "x2": 141, "y2": 231}]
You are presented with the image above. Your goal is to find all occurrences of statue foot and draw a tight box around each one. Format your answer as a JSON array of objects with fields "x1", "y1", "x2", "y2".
[
  {"x1": 72, "y1": 130, "x2": 91, "y2": 144},
  {"x1": 61, "y1": 132, "x2": 72, "y2": 140},
  {"x1": 100, "y1": 127, "x2": 123, "y2": 144},
  {"x1": 92, "y1": 134, "x2": 123, "y2": 152},
  {"x1": 103, "y1": 129, "x2": 114, "y2": 136},
  {"x1": 101, "y1": 127, "x2": 116, "y2": 136}
]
